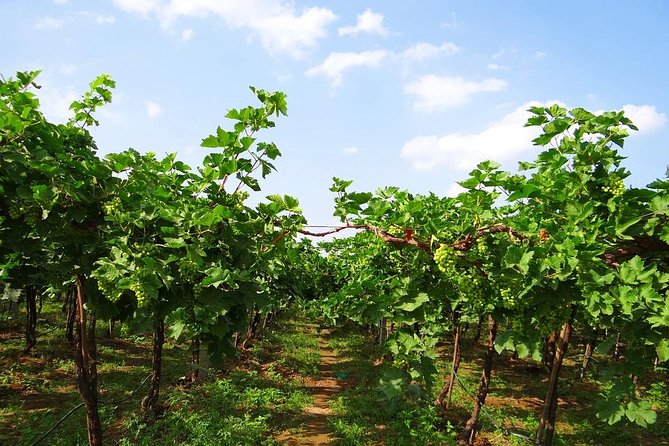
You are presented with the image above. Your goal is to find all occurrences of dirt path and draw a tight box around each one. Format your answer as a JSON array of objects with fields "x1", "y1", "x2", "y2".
[{"x1": 277, "y1": 329, "x2": 342, "y2": 445}]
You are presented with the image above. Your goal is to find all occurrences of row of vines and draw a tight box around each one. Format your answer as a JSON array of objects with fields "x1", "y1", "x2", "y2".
[
  {"x1": 0, "y1": 71, "x2": 327, "y2": 445},
  {"x1": 315, "y1": 105, "x2": 669, "y2": 444},
  {"x1": 2, "y1": 69, "x2": 668, "y2": 446}
]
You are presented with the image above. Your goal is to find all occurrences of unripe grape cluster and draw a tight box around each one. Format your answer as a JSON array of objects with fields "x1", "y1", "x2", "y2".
[
  {"x1": 476, "y1": 238, "x2": 489, "y2": 256},
  {"x1": 119, "y1": 324, "x2": 132, "y2": 337},
  {"x1": 178, "y1": 259, "x2": 199, "y2": 283},
  {"x1": 7, "y1": 200, "x2": 40, "y2": 226},
  {"x1": 457, "y1": 271, "x2": 486, "y2": 306},
  {"x1": 103, "y1": 197, "x2": 122, "y2": 215},
  {"x1": 601, "y1": 177, "x2": 625, "y2": 197},
  {"x1": 132, "y1": 242, "x2": 158, "y2": 257},
  {"x1": 97, "y1": 280, "x2": 118, "y2": 302},
  {"x1": 130, "y1": 282, "x2": 148, "y2": 307},
  {"x1": 434, "y1": 244, "x2": 458, "y2": 275},
  {"x1": 435, "y1": 243, "x2": 490, "y2": 307},
  {"x1": 499, "y1": 287, "x2": 517, "y2": 308},
  {"x1": 539, "y1": 308, "x2": 570, "y2": 335},
  {"x1": 8, "y1": 202, "x2": 23, "y2": 219},
  {"x1": 24, "y1": 210, "x2": 39, "y2": 227},
  {"x1": 193, "y1": 282, "x2": 204, "y2": 298}
]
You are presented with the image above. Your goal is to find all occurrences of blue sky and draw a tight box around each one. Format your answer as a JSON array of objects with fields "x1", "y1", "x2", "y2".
[{"x1": 2, "y1": 1, "x2": 668, "y2": 226}]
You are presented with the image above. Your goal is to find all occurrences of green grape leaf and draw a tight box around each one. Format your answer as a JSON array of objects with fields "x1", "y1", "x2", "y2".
[
  {"x1": 626, "y1": 401, "x2": 657, "y2": 427},
  {"x1": 494, "y1": 330, "x2": 515, "y2": 354},
  {"x1": 397, "y1": 293, "x2": 429, "y2": 312},
  {"x1": 169, "y1": 320, "x2": 186, "y2": 340},
  {"x1": 595, "y1": 398, "x2": 626, "y2": 425},
  {"x1": 656, "y1": 339, "x2": 669, "y2": 362}
]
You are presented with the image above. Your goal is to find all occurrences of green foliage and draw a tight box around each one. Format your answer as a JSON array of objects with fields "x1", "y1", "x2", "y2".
[
  {"x1": 326, "y1": 327, "x2": 456, "y2": 446},
  {"x1": 2, "y1": 67, "x2": 669, "y2": 444},
  {"x1": 317, "y1": 103, "x2": 669, "y2": 433},
  {"x1": 0, "y1": 70, "x2": 330, "y2": 445}
]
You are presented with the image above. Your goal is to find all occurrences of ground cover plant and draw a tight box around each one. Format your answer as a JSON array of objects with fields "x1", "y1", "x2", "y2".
[{"x1": 1, "y1": 71, "x2": 668, "y2": 445}]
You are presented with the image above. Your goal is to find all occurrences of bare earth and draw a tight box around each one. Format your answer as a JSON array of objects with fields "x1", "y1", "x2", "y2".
[{"x1": 276, "y1": 329, "x2": 342, "y2": 445}]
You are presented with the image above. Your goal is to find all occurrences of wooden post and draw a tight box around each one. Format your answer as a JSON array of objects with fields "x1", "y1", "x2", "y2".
[
  {"x1": 142, "y1": 318, "x2": 165, "y2": 418},
  {"x1": 436, "y1": 311, "x2": 462, "y2": 409},
  {"x1": 74, "y1": 274, "x2": 103, "y2": 446},
  {"x1": 460, "y1": 315, "x2": 498, "y2": 444},
  {"x1": 535, "y1": 307, "x2": 575, "y2": 446},
  {"x1": 24, "y1": 285, "x2": 38, "y2": 353}
]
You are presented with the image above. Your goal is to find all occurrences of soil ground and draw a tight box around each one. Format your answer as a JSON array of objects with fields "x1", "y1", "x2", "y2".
[{"x1": 276, "y1": 329, "x2": 351, "y2": 445}]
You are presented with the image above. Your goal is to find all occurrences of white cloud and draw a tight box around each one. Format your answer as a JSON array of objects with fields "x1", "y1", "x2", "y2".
[
  {"x1": 446, "y1": 183, "x2": 466, "y2": 197},
  {"x1": 342, "y1": 146, "x2": 359, "y2": 155},
  {"x1": 487, "y1": 63, "x2": 508, "y2": 71},
  {"x1": 405, "y1": 75, "x2": 507, "y2": 112},
  {"x1": 306, "y1": 50, "x2": 387, "y2": 86},
  {"x1": 113, "y1": 0, "x2": 336, "y2": 58},
  {"x1": 96, "y1": 14, "x2": 116, "y2": 24},
  {"x1": 534, "y1": 51, "x2": 546, "y2": 59},
  {"x1": 495, "y1": 101, "x2": 515, "y2": 110},
  {"x1": 35, "y1": 17, "x2": 65, "y2": 30},
  {"x1": 400, "y1": 102, "x2": 665, "y2": 171},
  {"x1": 338, "y1": 8, "x2": 388, "y2": 37},
  {"x1": 251, "y1": 7, "x2": 336, "y2": 57},
  {"x1": 401, "y1": 101, "x2": 553, "y2": 171},
  {"x1": 401, "y1": 42, "x2": 459, "y2": 62},
  {"x1": 113, "y1": 0, "x2": 159, "y2": 16},
  {"x1": 492, "y1": 48, "x2": 506, "y2": 60},
  {"x1": 181, "y1": 28, "x2": 194, "y2": 41},
  {"x1": 79, "y1": 11, "x2": 117, "y2": 24},
  {"x1": 37, "y1": 85, "x2": 78, "y2": 123},
  {"x1": 38, "y1": 12, "x2": 116, "y2": 29},
  {"x1": 53, "y1": 0, "x2": 69, "y2": 4},
  {"x1": 275, "y1": 71, "x2": 293, "y2": 83},
  {"x1": 622, "y1": 105, "x2": 666, "y2": 134},
  {"x1": 145, "y1": 100, "x2": 164, "y2": 118}
]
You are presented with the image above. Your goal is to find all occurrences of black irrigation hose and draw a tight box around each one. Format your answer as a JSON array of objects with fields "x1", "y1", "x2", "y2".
[
  {"x1": 28, "y1": 350, "x2": 191, "y2": 446},
  {"x1": 28, "y1": 373, "x2": 152, "y2": 446},
  {"x1": 28, "y1": 402, "x2": 85, "y2": 446},
  {"x1": 100, "y1": 372, "x2": 154, "y2": 408}
]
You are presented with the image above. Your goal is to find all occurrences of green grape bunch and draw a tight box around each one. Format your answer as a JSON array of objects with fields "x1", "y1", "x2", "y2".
[
  {"x1": 499, "y1": 287, "x2": 517, "y2": 309},
  {"x1": 476, "y1": 238, "x2": 490, "y2": 256},
  {"x1": 538, "y1": 307, "x2": 570, "y2": 335},
  {"x1": 178, "y1": 259, "x2": 199, "y2": 283},
  {"x1": 97, "y1": 280, "x2": 119, "y2": 302},
  {"x1": 24, "y1": 209, "x2": 39, "y2": 227},
  {"x1": 133, "y1": 242, "x2": 158, "y2": 257},
  {"x1": 130, "y1": 282, "x2": 148, "y2": 307},
  {"x1": 193, "y1": 281, "x2": 204, "y2": 298},
  {"x1": 434, "y1": 244, "x2": 458, "y2": 275},
  {"x1": 457, "y1": 271, "x2": 486, "y2": 306},
  {"x1": 601, "y1": 176, "x2": 625, "y2": 197},
  {"x1": 8, "y1": 201, "x2": 23, "y2": 220},
  {"x1": 6, "y1": 200, "x2": 40, "y2": 226},
  {"x1": 103, "y1": 197, "x2": 122, "y2": 216}
]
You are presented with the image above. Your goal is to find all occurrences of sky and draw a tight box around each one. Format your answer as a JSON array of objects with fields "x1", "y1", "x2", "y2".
[{"x1": 2, "y1": 1, "x2": 668, "y2": 227}]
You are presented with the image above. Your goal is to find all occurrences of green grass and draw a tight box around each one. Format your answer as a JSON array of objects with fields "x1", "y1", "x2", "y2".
[
  {"x1": 0, "y1": 302, "x2": 195, "y2": 445},
  {"x1": 257, "y1": 321, "x2": 321, "y2": 377},
  {"x1": 431, "y1": 336, "x2": 669, "y2": 446},
  {"x1": 3, "y1": 305, "x2": 667, "y2": 446},
  {"x1": 115, "y1": 316, "x2": 320, "y2": 446},
  {"x1": 118, "y1": 369, "x2": 312, "y2": 446},
  {"x1": 325, "y1": 326, "x2": 457, "y2": 446},
  {"x1": 0, "y1": 304, "x2": 319, "y2": 446}
]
